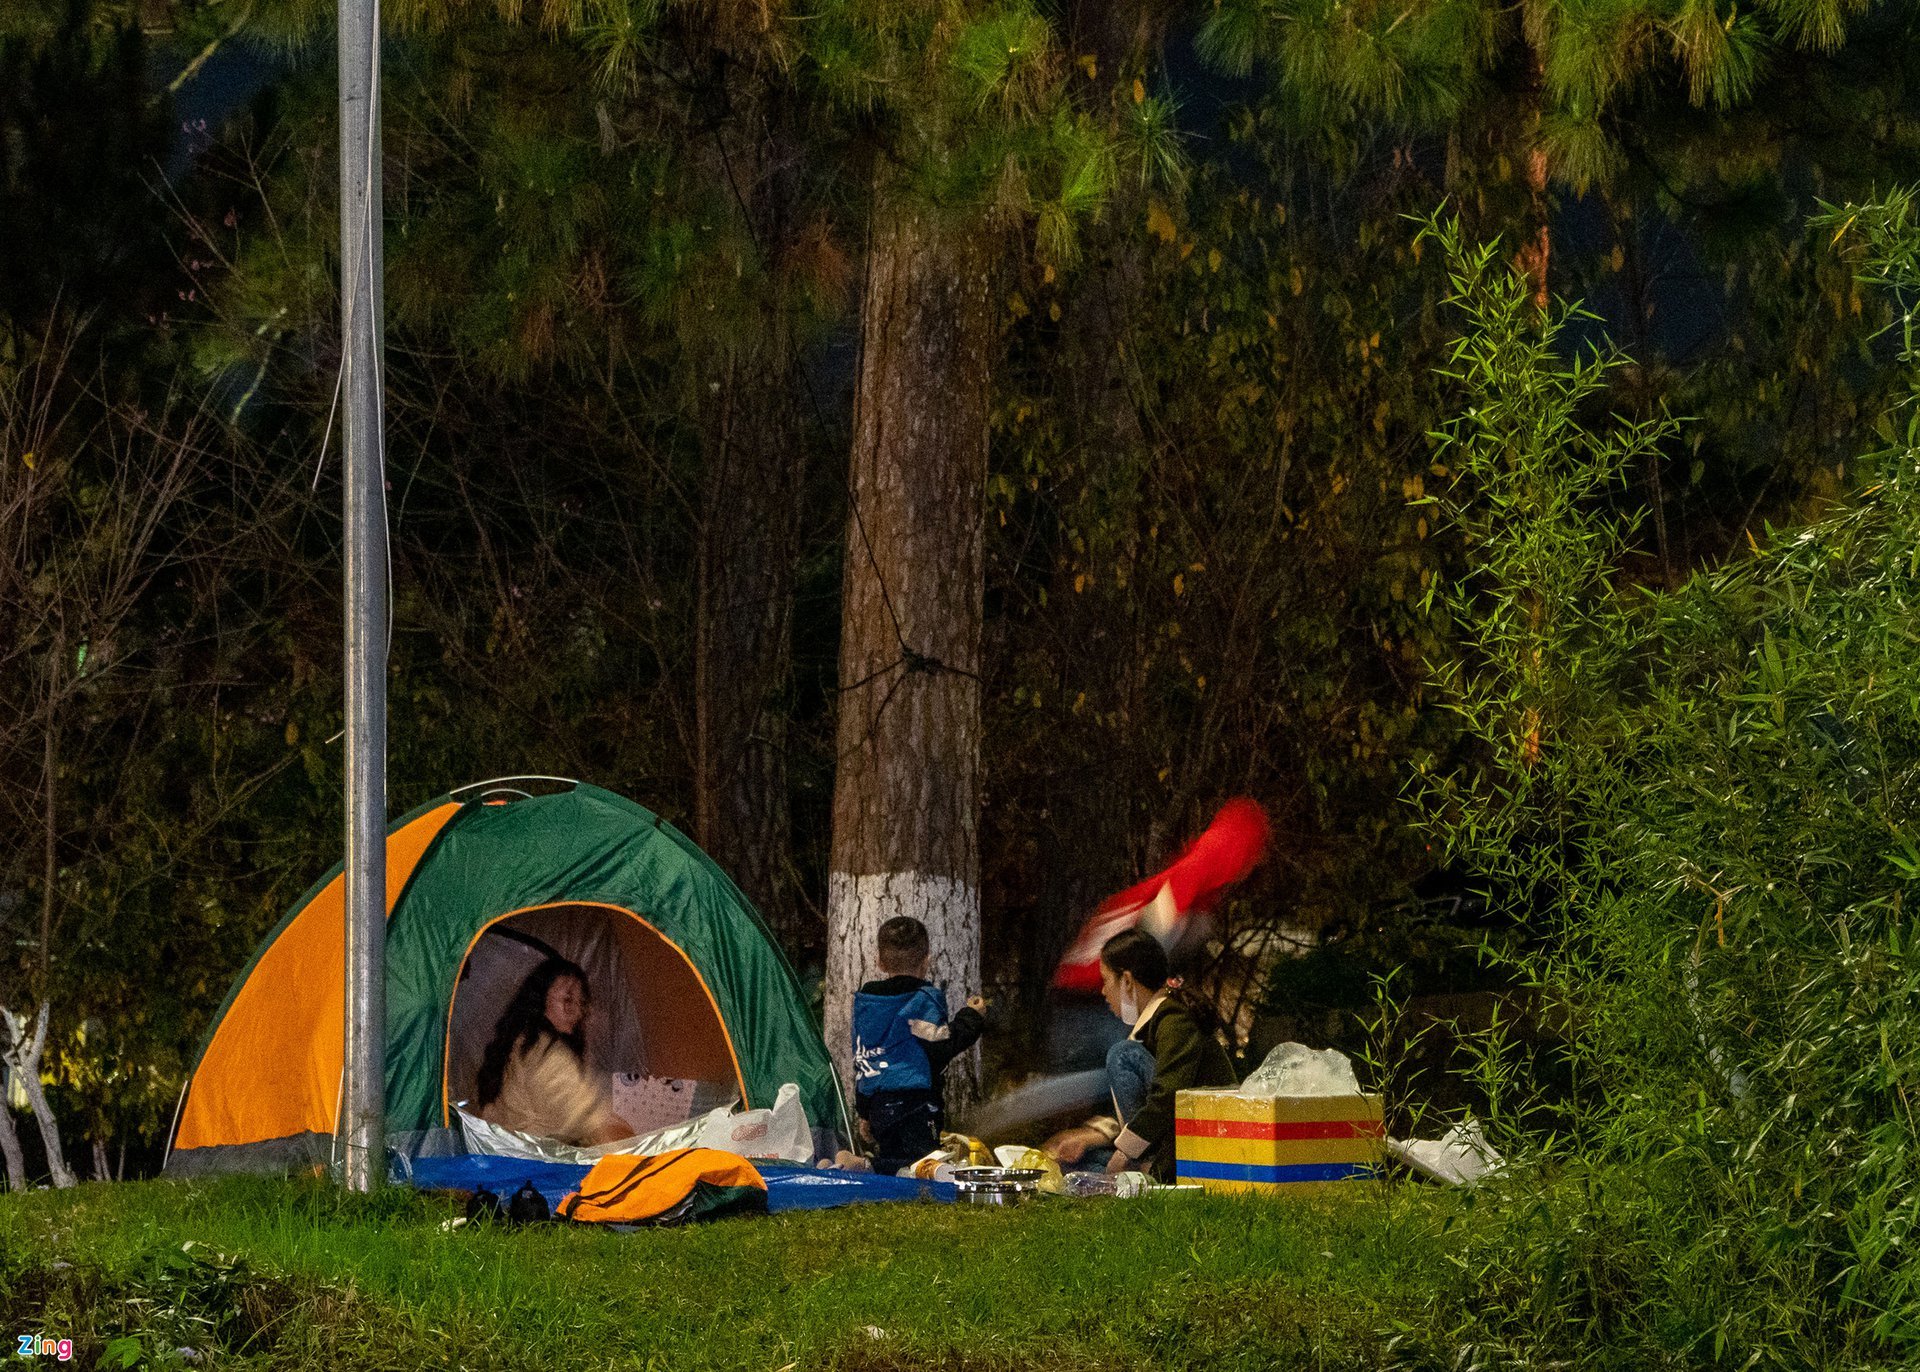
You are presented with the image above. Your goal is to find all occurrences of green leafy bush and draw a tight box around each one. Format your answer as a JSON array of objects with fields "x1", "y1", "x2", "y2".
[{"x1": 1415, "y1": 197, "x2": 1920, "y2": 1368}]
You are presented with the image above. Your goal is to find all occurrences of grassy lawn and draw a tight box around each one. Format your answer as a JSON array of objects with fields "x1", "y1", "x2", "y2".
[{"x1": 0, "y1": 1176, "x2": 1463, "y2": 1370}]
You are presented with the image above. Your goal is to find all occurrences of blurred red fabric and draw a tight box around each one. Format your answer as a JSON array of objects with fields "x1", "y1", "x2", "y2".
[{"x1": 1050, "y1": 798, "x2": 1270, "y2": 993}]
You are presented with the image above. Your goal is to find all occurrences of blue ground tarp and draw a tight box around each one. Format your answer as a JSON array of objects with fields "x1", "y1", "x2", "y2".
[{"x1": 399, "y1": 1153, "x2": 956, "y2": 1215}]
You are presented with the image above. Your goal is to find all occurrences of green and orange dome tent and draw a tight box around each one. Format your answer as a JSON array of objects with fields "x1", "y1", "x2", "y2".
[{"x1": 166, "y1": 781, "x2": 845, "y2": 1175}]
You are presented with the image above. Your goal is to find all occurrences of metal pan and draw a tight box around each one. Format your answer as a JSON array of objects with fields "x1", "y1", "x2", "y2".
[{"x1": 949, "y1": 1166, "x2": 1047, "y2": 1206}]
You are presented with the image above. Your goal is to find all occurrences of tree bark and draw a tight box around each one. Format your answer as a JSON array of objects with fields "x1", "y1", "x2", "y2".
[
  {"x1": 1010, "y1": 0, "x2": 1171, "y2": 1011},
  {"x1": 19, "y1": 675, "x2": 76, "y2": 1188},
  {"x1": 0, "y1": 1091, "x2": 25, "y2": 1191},
  {"x1": 41, "y1": 669, "x2": 56, "y2": 995},
  {"x1": 1068, "y1": 0, "x2": 1170, "y2": 87},
  {"x1": 684, "y1": 64, "x2": 813, "y2": 956},
  {"x1": 693, "y1": 347, "x2": 806, "y2": 948},
  {"x1": 4, "y1": 1003, "x2": 75, "y2": 1188},
  {"x1": 1515, "y1": 44, "x2": 1551, "y2": 311},
  {"x1": 826, "y1": 192, "x2": 995, "y2": 1116}
]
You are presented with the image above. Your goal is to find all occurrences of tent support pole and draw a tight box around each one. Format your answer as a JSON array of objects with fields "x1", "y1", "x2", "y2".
[{"x1": 339, "y1": 0, "x2": 388, "y2": 1193}]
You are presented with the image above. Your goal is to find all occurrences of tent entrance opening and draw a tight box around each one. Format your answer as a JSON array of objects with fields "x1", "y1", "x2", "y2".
[{"x1": 445, "y1": 902, "x2": 741, "y2": 1122}]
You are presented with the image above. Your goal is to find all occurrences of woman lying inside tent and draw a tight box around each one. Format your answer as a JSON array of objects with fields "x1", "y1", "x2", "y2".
[{"x1": 476, "y1": 956, "x2": 637, "y2": 1146}]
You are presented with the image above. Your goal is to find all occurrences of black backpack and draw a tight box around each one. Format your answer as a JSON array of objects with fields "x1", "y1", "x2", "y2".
[{"x1": 507, "y1": 1180, "x2": 552, "y2": 1224}]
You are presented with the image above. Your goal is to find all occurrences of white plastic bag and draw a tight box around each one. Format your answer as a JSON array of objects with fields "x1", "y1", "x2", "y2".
[
  {"x1": 690, "y1": 1083, "x2": 813, "y2": 1163},
  {"x1": 1384, "y1": 1118, "x2": 1504, "y2": 1186}
]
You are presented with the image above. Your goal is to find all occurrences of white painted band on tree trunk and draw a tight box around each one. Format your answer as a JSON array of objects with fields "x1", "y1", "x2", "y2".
[{"x1": 823, "y1": 870, "x2": 982, "y2": 1115}]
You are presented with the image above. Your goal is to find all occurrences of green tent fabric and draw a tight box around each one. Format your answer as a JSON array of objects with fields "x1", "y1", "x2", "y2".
[
  {"x1": 383, "y1": 784, "x2": 839, "y2": 1133},
  {"x1": 167, "y1": 782, "x2": 845, "y2": 1175}
]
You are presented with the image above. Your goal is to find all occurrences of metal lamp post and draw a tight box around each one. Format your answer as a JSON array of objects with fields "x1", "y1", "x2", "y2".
[{"x1": 338, "y1": 0, "x2": 387, "y2": 1193}]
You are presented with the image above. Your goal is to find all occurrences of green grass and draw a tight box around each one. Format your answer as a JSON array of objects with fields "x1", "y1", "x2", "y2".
[{"x1": 0, "y1": 1177, "x2": 1462, "y2": 1370}]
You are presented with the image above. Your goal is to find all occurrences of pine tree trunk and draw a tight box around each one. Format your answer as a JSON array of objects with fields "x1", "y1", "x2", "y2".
[
  {"x1": 1040, "y1": 226, "x2": 1150, "y2": 1009},
  {"x1": 0, "y1": 1094, "x2": 25, "y2": 1192},
  {"x1": 826, "y1": 193, "x2": 994, "y2": 1116},
  {"x1": 694, "y1": 347, "x2": 805, "y2": 950},
  {"x1": 685, "y1": 74, "x2": 812, "y2": 956},
  {"x1": 1020, "y1": 0, "x2": 1171, "y2": 1011},
  {"x1": 1068, "y1": 0, "x2": 1168, "y2": 86},
  {"x1": 1516, "y1": 44, "x2": 1551, "y2": 310}
]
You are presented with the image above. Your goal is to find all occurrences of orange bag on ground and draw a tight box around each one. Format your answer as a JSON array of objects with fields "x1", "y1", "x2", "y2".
[{"x1": 558, "y1": 1147, "x2": 768, "y2": 1226}]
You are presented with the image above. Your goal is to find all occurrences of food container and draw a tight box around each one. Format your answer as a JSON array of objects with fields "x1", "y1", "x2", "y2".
[
  {"x1": 949, "y1": 1166, "x2": 1046, "y2": 1206},
  {"x1": 1174, "y1": 1088, "x2": 1384, "y2": 1194}
]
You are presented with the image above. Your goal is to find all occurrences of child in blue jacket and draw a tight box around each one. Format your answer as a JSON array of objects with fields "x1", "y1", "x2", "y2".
[{"x1": 852, "y1": 916, "x2": 987, "y2": 1175}]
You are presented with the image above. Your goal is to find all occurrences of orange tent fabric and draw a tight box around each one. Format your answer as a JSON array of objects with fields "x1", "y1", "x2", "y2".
[{"x1": 173, "y1": 803, "x2": 461, "y2": 1152}]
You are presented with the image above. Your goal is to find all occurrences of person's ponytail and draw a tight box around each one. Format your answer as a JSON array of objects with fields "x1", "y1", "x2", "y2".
[{"x1": 1100, "y1": 930, "x2": 1228, "y2": 1044}]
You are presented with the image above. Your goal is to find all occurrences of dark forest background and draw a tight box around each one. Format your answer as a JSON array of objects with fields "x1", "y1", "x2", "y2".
[{"x1": 3, "y1": 0, "x2": 1918, "y2": 1178}]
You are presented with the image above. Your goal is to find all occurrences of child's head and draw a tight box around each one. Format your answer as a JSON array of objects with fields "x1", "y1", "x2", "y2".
[{"x1": 877, "y1": 916, "x2": 931, "y2": 977}]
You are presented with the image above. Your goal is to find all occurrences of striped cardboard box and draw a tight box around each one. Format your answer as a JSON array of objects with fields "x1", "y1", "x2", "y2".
[{"x1": 1174, "y1": 1088, "x2": 1384, "y2": 1193}]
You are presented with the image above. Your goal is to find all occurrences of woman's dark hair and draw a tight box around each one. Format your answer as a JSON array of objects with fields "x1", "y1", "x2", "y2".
[
  {"x1": 1099, "y1": 927, "x2": 1224, "y2": 1039},
  {"x1": 474, "y1": 956, "x2": 590, "y2": 1110},
  {"x1": 1099, "y1": 928, "x2": 1170, "y2": 991}
]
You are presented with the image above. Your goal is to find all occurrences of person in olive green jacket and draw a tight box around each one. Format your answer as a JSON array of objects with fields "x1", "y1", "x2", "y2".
[{"x1": 1045, "y1": 928, "x2": 1237, "y2": 1180}]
